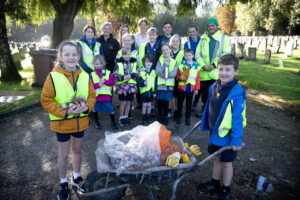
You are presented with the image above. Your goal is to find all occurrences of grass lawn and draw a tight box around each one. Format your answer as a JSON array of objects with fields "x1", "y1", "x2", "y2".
[
  {"x1": 237, "y1": 48, "x2": 300, "y2": 111},
  {"x1": 0, "y1": 55, "x2": 41, "y2": 114}
]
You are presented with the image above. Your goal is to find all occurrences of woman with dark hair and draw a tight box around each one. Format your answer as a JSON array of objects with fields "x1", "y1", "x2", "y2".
[
  {"x1": 77, "y1": 24, "x2": 102, "y2": 74},
  {"x1": 96, "y1": 22, "x2": 120, "y2": 73}
]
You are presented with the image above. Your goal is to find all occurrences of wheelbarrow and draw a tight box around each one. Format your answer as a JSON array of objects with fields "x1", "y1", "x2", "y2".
[{"x1": 74, "y1": 121, "x2": 233, "y2": 200}]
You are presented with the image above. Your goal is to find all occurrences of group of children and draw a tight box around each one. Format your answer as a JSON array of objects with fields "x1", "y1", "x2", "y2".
[{"x1": 41, "y1": 23, "x2": 246, "y2": 200}]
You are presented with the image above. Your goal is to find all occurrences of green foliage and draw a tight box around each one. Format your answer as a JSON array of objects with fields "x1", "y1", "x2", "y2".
[
  {"x1": 234, "y1": 0, "x2": 300, "y2": 35},
  {"x1": 237, "y1": 49, "x2": 300, "y2": 109}
]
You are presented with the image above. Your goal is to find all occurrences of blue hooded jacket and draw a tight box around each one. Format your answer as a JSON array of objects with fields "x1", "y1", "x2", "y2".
[{"x1": 200, "y1": 81, "x2": 246, "y2": 147}]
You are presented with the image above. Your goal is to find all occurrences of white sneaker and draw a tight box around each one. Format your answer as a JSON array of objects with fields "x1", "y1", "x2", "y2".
[{"x1": 167, "y1": 112, "x2": 173, "y2": 118}]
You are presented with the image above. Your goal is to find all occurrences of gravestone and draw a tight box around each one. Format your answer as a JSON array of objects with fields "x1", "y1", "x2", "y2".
[
  {"x1": 248, "y1": 47, "x2": 256, "y2": 61},
  {"x1": 12, "y1": 52, "x2": 22, "y2": 70},
  {"x1": 264, "y1": 50, "x2": 271, "y2": 64},
  {"x1": 285, "y1": 40, "x2": 295, "y2": 57},
  {"x1": 237, "y1": 43, "x2": 244, "y2": 58},
  {"x1": 231, "y1": 43, "x2": 236, "y2": 56}
]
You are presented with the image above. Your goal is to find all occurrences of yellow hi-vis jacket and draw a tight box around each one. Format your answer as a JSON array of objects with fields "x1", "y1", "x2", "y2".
[
  {"x1": 178, "y1": 62, "x2": 199, "y2": 87},
  {"x1": 77, "y1": 41, "x2": 101, "y2": 71},
  {"x1": 195, "y1": 30, "x2": 230, "y2": 81},
  {"x1": 159, "y1": 49, "x2": 184, "y2": 67},
  {"x1": 218, "y1": 99, "x2": 247, "y2": 138},
  {"x1": 139, "y1": 68, "x2": 156, "y2": 94},
  {"x1": 138, "y1": 43, "x2": 147, "y2": 68},
  {"x1": 157, "y1": 57, "x2": 176, "y2": 87},
  {"x1": 90, "y1": 70, "x2": 112, "y2": 96},
  {"x1": 116, "y1": 62, "x2": 137, "y2": 85},
  {"x1": 117, "y1": 49, "x2": 138, "y2": 59},
  {"x1": 49, "y1": 71, "x2": 89, "y2": 121}
]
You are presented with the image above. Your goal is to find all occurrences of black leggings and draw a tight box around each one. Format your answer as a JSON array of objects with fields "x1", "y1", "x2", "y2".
[
  {"x1": 157, "y1": 100, "x2": 169, "y2": 120},
  {"x1": 177, "y1": 92, "x2": 193, "y2": 119}
]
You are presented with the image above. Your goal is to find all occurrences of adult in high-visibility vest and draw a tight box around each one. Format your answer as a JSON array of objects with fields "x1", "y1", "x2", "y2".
[
  {"x1": 77, "y1": 24, "x2": 102, "y2": 74},
  {"x1": 199, "y1": 54, "x2": 246, "y2": 200},
  {"x1": 41, "y1": 41, "x2": 96, "y2": 200},
  {"x1": 194, "y1": 18, "x2": 231, "y2": 116},
  {"x1": 155, "y1": 44, "x2": 178, "y2": 125},
  {"x1": 90, "y1": 55, "x2": 118, "y2": 130},
  {"x1": 176, "y1": 49, "x2": 200, "y2": 125}
]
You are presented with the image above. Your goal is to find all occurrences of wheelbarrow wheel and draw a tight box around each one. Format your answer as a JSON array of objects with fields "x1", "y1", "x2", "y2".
[{"x1": 86, "y1": 170, "x2": 126, "y2": 200}]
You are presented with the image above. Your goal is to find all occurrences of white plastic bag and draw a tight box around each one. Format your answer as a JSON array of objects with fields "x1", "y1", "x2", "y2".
[{"x1": 104, "y1": 122, "x2": 161, "y2": 173}]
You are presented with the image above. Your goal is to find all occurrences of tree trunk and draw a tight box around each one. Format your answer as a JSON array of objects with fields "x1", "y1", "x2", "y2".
[
  {"x1": 0, "y1": 2, "x2": 22, "y2": 82},
  {"x1": 50, "y1": 0, "x2": 84, "y2": 48}
]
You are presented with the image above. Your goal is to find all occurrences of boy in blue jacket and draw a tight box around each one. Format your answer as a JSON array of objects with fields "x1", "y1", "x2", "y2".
[{"x1": 199, "y1": 54, "x2": 246, "y2": 200}]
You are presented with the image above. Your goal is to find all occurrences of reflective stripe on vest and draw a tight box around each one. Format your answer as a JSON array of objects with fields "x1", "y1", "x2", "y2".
[
  {"x1": 91, "y1": 71, "x2": 112, "y2": 96},
  {"x1": 157, "y1": 58, "x2": 176, "y2": 87},
  {"x1": 178, "y1": 64, "x2": 198, "y2": 86},
  {"x1": 218, "y1": 100, "x2": 247, "y2": 138},
  {"x1": 138, "y1": 43, "x2": 147, "y2": 68},
  {"x1": 49, "y1": 71, "x2": 89, "y2": 121},
  {"x1": 78, "y1": 41, "x2": 101, "y2": 70},
  {"x1": 139, "y1": 69, "x2": 156, "y2": 94},
  {"x1": 116, "y1": 62, "x2": 137, "y2": 85}
]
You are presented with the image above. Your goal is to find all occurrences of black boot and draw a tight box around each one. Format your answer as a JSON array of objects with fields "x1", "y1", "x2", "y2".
[
  {"x1": 147, "y1": 114, "x2": 153, "y2": 124},
  {"x1": 173, "y1": 110, "x2": 178, "y2": 121},
  {"x1": 110, "y1": 114, "x2": 118, "y2": 130},
  {"x1": 142, "y1": 114, "x2": 148, "y2": 125},
  {"x1": 94, "y1": 112, "x2": 102, "y2": 129}
]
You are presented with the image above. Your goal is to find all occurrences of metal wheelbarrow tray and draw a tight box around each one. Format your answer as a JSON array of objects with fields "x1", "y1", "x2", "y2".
[{"x1": 75, "y1": 121, "x2": 232, "y2": 200}]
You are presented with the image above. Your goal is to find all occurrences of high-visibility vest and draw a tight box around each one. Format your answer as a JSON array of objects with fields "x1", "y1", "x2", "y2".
[
  {"x1": 117, "y1": 49, "x2": 138, "y2": 59},
  {"x1": 49, "y1": 71, "x2": 89, "y2": 121},
  {"x1": 90, "y1": 70, "x2": 112, "y2": 96},
  {"x1": 77, "y1": 41, "x2": 101, "y2": 71},
  {"x1": 178, "y1": 62, "x2": 199, "y2": 86},
  {"x1": 116, "y1": 62, "x2": 137, "y2": 85},
  {"x1": 139, "y1": 68, "x2": 156, "y2": 94},
  {"x1": 218, "y1": 99, "x2": 247, "y2": 137},
  {"x1": 195, "y1": 31, "x2": 230, "y2": 81},
  {"x1": 157, "y1": 57, "x2": 176, "y2": 87},
  {"x1": 138, "y1": 43, "x2": 147, "y2": 68},
  {"x1": 160, "y1": 49, "x2": 184, "y2": 67}
]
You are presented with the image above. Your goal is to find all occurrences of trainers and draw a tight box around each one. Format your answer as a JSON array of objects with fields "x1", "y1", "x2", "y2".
[
  {"x1": 111, "y1": 121, "x2": 119, "y2": 130},
  {"x1": 119, "y1": 118, "x2": 126, "y2": 127},
  {"x1": 167, "y1": 112, "x2": 173, "y2": 118},
  {"x1": 124, "y1": 117, "x2": 131, "y2": 126},
  {"x1": 128, "y1": 113, "x2": 133, "y2": 120},
  {"x1": 198, "y1": 181, "x2": 220, "y2": 194},
  {"x1": 72, "y1": 176, "x2": 86, "y2": 193},
  {"x1": 142, "y1": 115, "x2": 148, "y2": 125},
  {"x1": 95, "y1": 121, "x2": 102, "y2": 129},
  {"x1": 147, "y1": 115, "x2": 153, "y2": 124},
  {"x1": 185, "y1": 118, "x2": 191, "y2": 125},
  {"x1": 218, "y1": 187, "x2": 231, "y2": 200},
  {"x1": 57, "y1": 182, "x2": 70, "y2": 200}
]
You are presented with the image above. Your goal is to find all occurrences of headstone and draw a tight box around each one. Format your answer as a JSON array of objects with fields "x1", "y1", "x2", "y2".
[
  {"x1": 231, "y1": 43, "x2": 236, "y2": 56},
  {"x1": 284, "y1": 40, "x2": 295, "y2": 57},
  {"x1": 248, "y1": 47, "x2": 256, "y2": 61},
  {"x1": 264, "y1": 49, "x2": 271, "y2": 64},
  {"x1": 237, "y1": 43, "x2": 244, "y2": 58},
  {"x1": 12, "y1": 52, "x2": 22, "y2": 70}
]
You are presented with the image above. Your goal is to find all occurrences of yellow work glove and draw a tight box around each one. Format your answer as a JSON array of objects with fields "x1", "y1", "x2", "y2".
[
  {"x1": 181, "y1": 153, "x2": 190, "y2": 163},
  {"x1": 184, "y1": 143, "x2": 202, "y2": 156},
  {"x1": 165, "y1": 152, "x2": 180, "y2": 167}
]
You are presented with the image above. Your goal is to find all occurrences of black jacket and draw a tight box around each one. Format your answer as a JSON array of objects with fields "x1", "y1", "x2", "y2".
[{"x1": 97, "y1": 34, "x2": 120, "y2": 72}]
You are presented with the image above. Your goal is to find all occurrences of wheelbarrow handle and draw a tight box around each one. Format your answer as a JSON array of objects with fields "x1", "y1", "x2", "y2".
[
  {"x1": 197, "y1": 146, "x2": 232, "y2": 167},
  {"x1": 182, "y1": 120, "x2": 201, "y2": 141}
]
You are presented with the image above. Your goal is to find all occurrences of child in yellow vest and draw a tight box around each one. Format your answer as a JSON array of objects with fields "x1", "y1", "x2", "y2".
[
  {"x1": 90, "y1": 55, "x2": 118, "y2": 130},
  {"x1": 113, "y1": 47, "x2": 139, "y2": 127},
  {"x1": 176, "y1": 49, "x2": 200, "y2": 125},
  {"x1": 137, "y1": 54, "x2": 157, "y2": 124},
  {"x1": 41, "y1": 41, "x2": 96, "y2": 200},
  {"x1": 155, "y1": 43, "x2": 178, "y2": 125}
]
